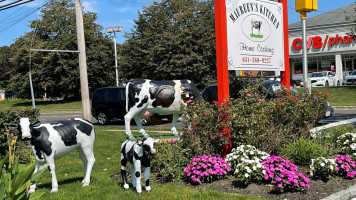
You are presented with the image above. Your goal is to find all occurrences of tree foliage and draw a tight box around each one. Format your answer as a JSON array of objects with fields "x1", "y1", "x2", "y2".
[
  {"x1": 8, "y1": 0, "x2": 115, "y2": 99},
  {"x1": 0, "y1": 46, "x2": 14, "y2": 89},
  {"x1": 120, "y1": 0, "x2": 216, "y2": 88}
]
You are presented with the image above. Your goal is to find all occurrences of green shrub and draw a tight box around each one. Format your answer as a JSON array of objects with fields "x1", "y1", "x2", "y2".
[
  {"x1": 181, "y1": 99, "x2": 230, "y2": 157},
  {"x1": 151, "y1": 140, "x2": 191, "y2": 182},
  {"x1": 0, "y1": 108, "x2": 39, "y2": 162},
  {"x1": 279, "y1": 138, "x2": 328, "y2": 166},
  {"x1": 229, "y1": 79, "x2": 327, "y2": 154}
]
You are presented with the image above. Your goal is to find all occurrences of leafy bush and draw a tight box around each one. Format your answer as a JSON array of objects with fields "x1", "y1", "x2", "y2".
[
  {"x1": 229, "y1": 81, "x2": 327, "y2": 154},
  {"x1": 310, "y1": 157, "x2": 337, "y2": 180},
  {"x1": 279, "y1": 138, "x2": 328, "y2": 166},
  {"x1": 262, "y1": 156, "x2": 310, "y2": 193},
  {"x1": 151, "y1": 139, "x2": 191, "y2": 182},
  {"x1": 181, "y1": 99, "x2": 230, "y2": 157},
  {"x1": 184, "y1": 155, "x2": 231, "y2": 184},
  {"x1": 0, "y1": 108, "x2": 39, "y2": 162},
  {"x1": 333, "y1": 155, "x2": 356, "y2": 179}
]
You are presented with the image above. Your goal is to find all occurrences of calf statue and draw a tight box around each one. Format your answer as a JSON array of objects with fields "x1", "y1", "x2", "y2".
[
  {"x1": 120, "y1": 137, "x2": 159, "y2": 194},
  {"x1": 19, "y1": 118, "x2": 95, "y2": 193},
  {"x1": 125, "y1": 79, "x2": 200, "y2": 140}
]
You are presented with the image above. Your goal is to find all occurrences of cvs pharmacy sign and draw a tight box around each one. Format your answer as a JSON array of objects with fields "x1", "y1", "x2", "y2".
[{"x1": 292, "y1": 34, "x2": 356, "y2": 50}]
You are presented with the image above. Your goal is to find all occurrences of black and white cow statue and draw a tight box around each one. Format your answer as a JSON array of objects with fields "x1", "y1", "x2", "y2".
[
  {"x1": 125, "y1": 79, "x2": 200, "y2": 139},
  {"x1": 19, "y1": 118, "x2": 95, "y2": 193},
  {"x1": 120, "y1": 137, "x2": 159, "y2": 194},
  {"x1": 251, "y1": 19, "x2": 262, "y2": 35}
]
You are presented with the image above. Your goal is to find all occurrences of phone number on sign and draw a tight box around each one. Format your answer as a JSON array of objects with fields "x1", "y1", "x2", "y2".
[{"x1": 242, "y1": 57, "x2": 271, "y2": 64}]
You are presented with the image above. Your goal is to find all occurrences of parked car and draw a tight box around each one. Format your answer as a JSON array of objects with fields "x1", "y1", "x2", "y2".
[
  {"x1": 343, "y1": 70, "x2": 356, "y2": 85},
  {"x1": 91, "y1": 86, "x2": 170, "y2": 125},
  {"x1": 300, "y1": 71, "x2": 341, "y2": 87},
  {"x1": 201, "y1": 80, "x2": 333, "y2": 118}
]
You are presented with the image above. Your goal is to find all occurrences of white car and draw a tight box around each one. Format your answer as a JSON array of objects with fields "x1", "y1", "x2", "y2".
[
  {"x1": 343, "y1": 70, "x2": 356, "y2": 85},
  {"x1": 300, "y1": 71, "x2": 340, "y2": 87}
]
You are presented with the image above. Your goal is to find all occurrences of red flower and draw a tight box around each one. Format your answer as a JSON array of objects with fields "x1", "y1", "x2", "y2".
[
  {"x1": 218, "y1": 132, "x2": 222, "y2": 135},
  {"x1": 276, "y1": 99, "x2": 280, "y2": 103},
  {"x1": 324, "y1": 93, "x2": 328, "y2": 96},
  {"x1": 192, "y1": 123, "x2": 196, "y2": 127},
  {"x1": 212, "y1": 135, "x2": 216, "y2": 138},
  {"x1": 294, "y1": 97, "x2": 298, "y2": 101}
]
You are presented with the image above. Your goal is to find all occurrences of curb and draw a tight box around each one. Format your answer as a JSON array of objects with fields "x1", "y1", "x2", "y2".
[{"x1": 321, "y1": 184, "x2": 356, "y2": 200}]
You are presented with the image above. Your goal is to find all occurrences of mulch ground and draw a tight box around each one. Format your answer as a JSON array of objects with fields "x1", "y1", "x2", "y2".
[{"x1": 112, "y1": 169, "x2": 356, "y2": 200}]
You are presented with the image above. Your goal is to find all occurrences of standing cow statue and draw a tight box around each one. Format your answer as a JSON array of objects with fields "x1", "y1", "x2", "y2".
[
  {"x1": 124, "y1": 79, "x2": 200, "y2": 140},
  {"x1": 120, "y1": 137, "x2": 159, "y2": 194},
  {"x1": 19, "y1": 118, "x2": 95, "y2": 193}
]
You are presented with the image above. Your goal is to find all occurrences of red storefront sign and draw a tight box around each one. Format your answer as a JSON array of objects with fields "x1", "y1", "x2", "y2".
[{"x1": 292, "y1": 34, "x2": 356, "y2": 50}]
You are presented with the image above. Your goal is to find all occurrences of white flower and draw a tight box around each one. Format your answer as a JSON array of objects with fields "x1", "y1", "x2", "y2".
[
  {"x1": 252, "y1": 166, "x2": 257, "y2": 170},
  {"x1": 320, "y1": 163, "x2": 325, "y2": 167},
  {"x1": 233, "y1": 155, "x2": 237, "y2": 159},
  {"x1": 245, "y1": 173, "x2": 249, "y2": 178},
  {"x1": 257, "y1": 163, "x2": 262, "y2": 168},
  {"x1": 330, "y1": 165, "x2": 334, "y2": 170}
]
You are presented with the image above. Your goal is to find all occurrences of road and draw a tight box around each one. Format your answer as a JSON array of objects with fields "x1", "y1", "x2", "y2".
[{"x1": 39, "y1": 109, "x2": 356, "y2": 128}]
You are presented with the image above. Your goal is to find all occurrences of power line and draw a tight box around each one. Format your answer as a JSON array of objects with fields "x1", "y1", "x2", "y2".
[{"x1": 0, "y1": 0, "x2": 34, "y2": 11}]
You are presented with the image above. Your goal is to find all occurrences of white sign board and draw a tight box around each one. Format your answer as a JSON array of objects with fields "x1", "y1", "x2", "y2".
[{"x1": 226, "y1": 0, "x2": 284, "y2": 71}]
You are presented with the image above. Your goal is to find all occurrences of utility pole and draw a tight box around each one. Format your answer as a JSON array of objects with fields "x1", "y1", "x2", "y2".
[
  {"x1": 75, "y1": 0, "x2": 91, "y2": 121},
  {"x1": 295, "y1": 0, "x2": 317, "y2": 93}
]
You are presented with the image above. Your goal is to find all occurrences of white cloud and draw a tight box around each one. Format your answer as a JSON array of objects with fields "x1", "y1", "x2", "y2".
[{"x1": 82, "y1": 1, "x2": 98, "y2": 12}]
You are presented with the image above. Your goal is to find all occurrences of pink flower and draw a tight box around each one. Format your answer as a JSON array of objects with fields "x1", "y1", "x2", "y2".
[
  {"x1": 324, "y1": 93, "x2": 328, "y2": 96},
  {"x1": 192, "y1": 123, "x2": 196, "y2": 127},
  {"x1": 278, "y1": 183, "x2": 282, "y2": 188},
  {"x1": 276, "y1": 99, "x2": 280, "y2": 103},
  {"x1": 247, "y1": 93, "x2": 251, "y2": 97},
  {"x1": 204, "y1": 112, "x2": 208, "y2": 116}
]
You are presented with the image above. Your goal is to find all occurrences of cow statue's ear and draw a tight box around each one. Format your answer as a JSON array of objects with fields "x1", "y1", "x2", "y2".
[{"x1": 30, "y1": 121, "x2": 41, "y2": 127}]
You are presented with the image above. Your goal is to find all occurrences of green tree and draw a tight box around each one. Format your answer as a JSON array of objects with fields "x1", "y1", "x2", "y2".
[
  {"x1": 0, "y1": 46, "x2": 14, "y2": 90},
  {"x1": 120, "y1": 0, "x2": 216, "y2": 88},
  {"x1": 9, "y1": 0, "x2": 115, "y2": 99}
]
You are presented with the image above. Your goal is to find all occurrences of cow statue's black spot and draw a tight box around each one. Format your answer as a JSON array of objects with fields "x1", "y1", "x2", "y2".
[
  {"x1": 150, "y1": 85, "x2": 175, "y2": 108},
  {"x1": 31, "y1": 127, "x2": 52, "y2": 159},
  {"x1": 52, "y1": 119, "x2": 93, "y2": 146}
]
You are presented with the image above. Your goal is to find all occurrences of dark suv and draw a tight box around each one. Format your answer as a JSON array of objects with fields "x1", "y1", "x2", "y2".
[
  {"x1": 91, "y1": 86, "x2": 172, "y2": 125},
  {"x1": 91, "y1": 86, "x2": 127, "y2": 125}
]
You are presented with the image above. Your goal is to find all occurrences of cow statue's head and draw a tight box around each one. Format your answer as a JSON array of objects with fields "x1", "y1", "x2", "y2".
[
  {"x1": 19, "y1": 118, "x2": 41, "y2": 139},
  {"x1": 141, "y1": 137, "x2": 160, "y2": 156}
]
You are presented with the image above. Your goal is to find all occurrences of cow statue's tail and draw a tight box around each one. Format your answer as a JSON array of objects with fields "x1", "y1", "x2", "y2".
[{"x1": 125, "y1": 82, "x2": 131, "y2": 113}]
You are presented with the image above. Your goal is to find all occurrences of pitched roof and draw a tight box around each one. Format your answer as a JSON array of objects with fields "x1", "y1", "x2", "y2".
[{"x1": 289, "y1": 4, "x2": 356, "y2": 30}]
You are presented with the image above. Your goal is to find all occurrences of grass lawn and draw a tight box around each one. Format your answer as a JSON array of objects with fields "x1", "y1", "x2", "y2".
[
  {"x1": 33, "y1": 126, "x2": 266, "y2": 200},
  {"x1": 310, "y1": 86, "x2": 356, "y2": 106},
  {"x1": 0, "y1": 99, "x2": 82, "y2": 112}
]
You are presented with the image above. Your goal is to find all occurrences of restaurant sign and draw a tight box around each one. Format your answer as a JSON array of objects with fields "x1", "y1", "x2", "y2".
[{"x1": 226, "y1": 0, "x2": 284, "y2": 71}]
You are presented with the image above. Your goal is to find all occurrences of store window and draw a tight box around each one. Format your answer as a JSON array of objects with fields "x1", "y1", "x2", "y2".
[
  {"x1": 294, "y1": 63, "x2": 302, "y2": 74},
  {"x1": 308, "y1": 62, "x2": 317, "y2": 73},
  {"x1": 346, "y1": 60, "x2": 353, "y2": 71}
]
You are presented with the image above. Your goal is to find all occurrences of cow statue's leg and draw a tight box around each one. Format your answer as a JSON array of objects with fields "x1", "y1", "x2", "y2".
[
  {"x1": 130, "y1": 164, "x2": 136, "y2": 187},
  {"x1": 133, "y1": 115, "x2": 149, "y2": 138},
  {"x1": 120, "y1": 155, "x2": 129, "y2": 189},
  {"x1": 171, "y1": 113, "x2": 180, "y2": 137},
  {"x1": 124, "y1": 97, "x2": 149, "y2": 139},
  {"x1": 80, "y1": 146, "x2": 95, "y2": 186},
  {"x1": 144, "y1": 167, "x2": 151, "y2": 192},
  {"x1": 28, "y1": 162, "x2": 41, "y2": 193},
  {"x1": 133, "y1": 160, "x2": 142, "y2": 195},
  {"x1": 45, "y1": 156, "x2": 58, "y2": 193},
  {"x1": 77, "y1": 148, "x2": 88, "y2": 181}
]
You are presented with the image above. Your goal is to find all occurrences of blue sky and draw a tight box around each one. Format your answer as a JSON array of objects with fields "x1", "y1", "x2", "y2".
[{"x1": 0, "y1": 0, "x2": 355, "y2": 47}]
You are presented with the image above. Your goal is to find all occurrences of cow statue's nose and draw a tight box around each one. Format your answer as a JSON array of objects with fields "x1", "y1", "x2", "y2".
[{"x1": 151, "y1": 148, "x2": 157, "y2": 155}]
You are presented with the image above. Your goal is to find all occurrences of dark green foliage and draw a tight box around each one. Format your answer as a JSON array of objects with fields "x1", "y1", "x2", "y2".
[
  {"x1": 151, "y1": 140, "x2": 191, "y2": 182},
  {"x1": 229, "y1": 80, "x2": 327, "y2": 154},
  {"x1": 120, "y1": 0, "x2": 216, "y2": 88},
  {"x1": 8, "y1": 0, "x2": 115, "y2": 99},
  {"x1": 0, "y1": 46, "x2": 14, "y2": 90},
  {"x1": 279, "y1": 138, "x2": 328, "y2": 166},
  {"x1": 0, "y1": 108, "x2": 39, "y2": 162}
]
